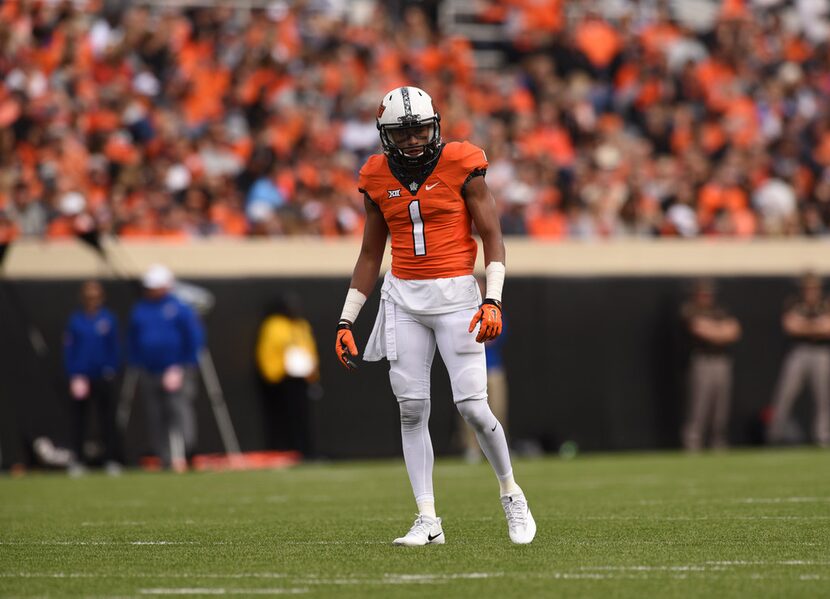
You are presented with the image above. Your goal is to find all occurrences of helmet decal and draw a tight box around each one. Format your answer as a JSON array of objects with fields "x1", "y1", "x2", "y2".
[
  {"x1": 400, "y1": 86, "x2": 412, "y2": 118},
  {"x1": 377, "y1": 102, "x2": 386, "y2": 119}
]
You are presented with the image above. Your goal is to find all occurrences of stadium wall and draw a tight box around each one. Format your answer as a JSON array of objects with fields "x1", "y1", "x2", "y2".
[{"x1": 1, "y1": 239, "x2": 825, "y2": 466}]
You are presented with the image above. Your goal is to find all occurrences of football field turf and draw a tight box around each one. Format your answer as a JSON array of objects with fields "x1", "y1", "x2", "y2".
[{"x1": 1, "y1": 449, "x2": 828, "y2": 598}]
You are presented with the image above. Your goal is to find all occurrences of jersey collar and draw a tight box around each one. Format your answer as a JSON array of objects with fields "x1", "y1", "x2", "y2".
[{"x1": 387, "y1": 143, "x2": 445, "y2": 195}]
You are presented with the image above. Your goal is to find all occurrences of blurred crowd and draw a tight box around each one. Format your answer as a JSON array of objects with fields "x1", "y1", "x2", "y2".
[{"x1": 2, "y1": 0, "x2": 830, "y2": 240}]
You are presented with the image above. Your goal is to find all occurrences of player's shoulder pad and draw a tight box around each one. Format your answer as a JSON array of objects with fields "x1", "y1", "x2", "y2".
[
  {"x1": 442, "y1": 140, "x2": 488, "y2": 172},
  {"x1": 358, "y1": 153, "x2": 388, "y2": 186}
]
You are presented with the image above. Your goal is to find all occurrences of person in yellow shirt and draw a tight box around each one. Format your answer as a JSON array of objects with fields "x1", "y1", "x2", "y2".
[{"x1": 256, "y1": 294, "x2": 319, "y2": 457}]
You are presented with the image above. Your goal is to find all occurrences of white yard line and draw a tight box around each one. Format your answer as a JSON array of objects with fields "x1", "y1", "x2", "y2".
[
  {"x1": 280, "y1": 541, "x2": 389, "y2": 545},
  {"x1": 582, "y1": 566, "x2": 708, "y2": 572},
  {"x1": 294, "y1": 572, "x2": 505, "y2": 585},
  {"x1": 144, "y1": 590, "x2": 306, "y2": 596},
  {"x1": 4, "y1": 565, "x2": 828, "y2": 588},
  {"x1": 1, "y1": 573, "x2": 97, "y2": 578},
  {"x1": 579, "y1": 561, "x2": 830, "y2": 570},
  {"x1": 0, "y1": 573, "x2": 287, "y2": 579},
  {"x1": 131, "y1": 542, "x2": 198, "y2": 545},
  {"x1": 735, "y1": 497, "x2": 830, "y2": 504},
  {"x1": 296, "y1": 579, "x2": 368, "y2": 585},
  {"x1": 735, "y1": 516, "x2": 830, "y2": 520},
  {"x1": 82, "y1": 521, "x2": 147, "y2": 526},
  {"x1": 0, "y1": 541, "x2": 225, "y2": 546},
  {"x1": 705, "y1": 560, "x2": 830, "y2": 566},
  {"x1": 80, "y1": 519, "x2": 258, "y2": 526},
  {"x1": 384, "y1": 573, "x2": 502, "y2": 583},
  {"x1": 579, "y1": 515, "x2": 830, "y2": 520},
  {"x1": 552, "y1": 573, "x2": 611, "y2": 579}
]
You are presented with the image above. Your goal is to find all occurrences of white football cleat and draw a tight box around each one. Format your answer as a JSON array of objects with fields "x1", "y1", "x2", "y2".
[
  {"x1": 393, "y1": 514, "x2": 445, "y2": 546},
  {"x1": 501, "y1": 491, "x2": 536, "y2": 544}
]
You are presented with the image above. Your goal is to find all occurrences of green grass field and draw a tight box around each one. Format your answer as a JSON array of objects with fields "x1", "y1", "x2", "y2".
[{"x1": 1, "y1": 449, "x2": 829, "y2": 598}]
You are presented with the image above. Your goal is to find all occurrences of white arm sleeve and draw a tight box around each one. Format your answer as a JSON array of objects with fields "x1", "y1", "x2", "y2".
[
  {"x1": 339, "y1": 288, "x2": 367, "y2": 323},
  {"x1": 485, "y1": 262, "x2": 505, "y2": 303}
]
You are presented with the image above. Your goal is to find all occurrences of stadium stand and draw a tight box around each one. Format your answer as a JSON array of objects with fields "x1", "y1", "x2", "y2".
[{"x1": 1, "y1": 0, "x2": 829, "y2": 240}]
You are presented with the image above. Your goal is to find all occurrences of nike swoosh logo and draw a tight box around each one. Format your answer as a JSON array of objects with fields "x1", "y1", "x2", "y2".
[
  {"x1": 427, "y1": 532, "x2": 443, "y2": 541},
  {"x1": 425, "y1": 182, "x2": 439, "y2": 190},
  {"x1": 491, "y1": 424, "x2": 497, "y2": 432}
]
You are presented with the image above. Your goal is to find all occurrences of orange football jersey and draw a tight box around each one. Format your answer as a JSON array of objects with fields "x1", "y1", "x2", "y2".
[{"x1": 358, "y1": 141, "x2": 488, "y2": 280}]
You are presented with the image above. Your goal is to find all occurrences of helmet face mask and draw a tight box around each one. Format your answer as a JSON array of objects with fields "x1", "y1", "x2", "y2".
[
  {"x1": 384, "y1": 123, "x2": 435, "y2": 157},
  {"x1": 377, "y1": 86, "x2": 442, "y2": 170}
]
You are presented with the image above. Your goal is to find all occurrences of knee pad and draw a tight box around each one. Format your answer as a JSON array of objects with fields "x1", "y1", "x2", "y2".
[
  {"x1": 399, "y1": 400, "x2": 430, "y2": 432},
  {"x1": 456, "y1": 398, "x2": 493, "y2": 432},
  {"x1": 452, "y1": 365, "x2": 487, "y2": 402},
  {"x1": 389, "y1": 369, "x2": 409, "y2": 398},
  {"x1": 389, "y1": 363, "x2": 429, "y2": 400}
]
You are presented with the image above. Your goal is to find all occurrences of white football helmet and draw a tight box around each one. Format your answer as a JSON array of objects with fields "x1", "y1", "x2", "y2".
[{"x1": 376, "y1": 86, "x2": 442, "y2": 169}]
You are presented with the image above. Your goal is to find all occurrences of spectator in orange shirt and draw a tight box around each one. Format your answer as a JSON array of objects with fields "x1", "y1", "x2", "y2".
[
  {"x1": 697, "y1": 162, "x2": 756, "y2": 236},
  {"x1": 574, "y1": 12, "x2": 623, "y2": 74}
]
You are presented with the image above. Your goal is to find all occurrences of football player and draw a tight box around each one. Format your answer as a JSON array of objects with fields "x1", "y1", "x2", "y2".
[{"x1": 335, "y1": 86, "x2": 536, "y2": 545}]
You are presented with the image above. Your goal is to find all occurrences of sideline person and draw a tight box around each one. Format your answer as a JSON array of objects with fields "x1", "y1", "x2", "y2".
[
  {"x1": 63, "y1": 280, "x2": 122, "y2": 475},
  {"x1": 129, "y1": 265, "x2": 204, "y2": 471}
]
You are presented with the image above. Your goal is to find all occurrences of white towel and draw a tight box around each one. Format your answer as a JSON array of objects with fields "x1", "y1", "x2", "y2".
[{"x1": 364, "y1": 299, "x2": 397, "y2": 361}]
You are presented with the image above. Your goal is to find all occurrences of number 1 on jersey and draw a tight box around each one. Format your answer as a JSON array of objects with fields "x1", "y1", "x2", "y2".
[{"x1": 408, "y1": 200, "x2": 426, "y2": 256}]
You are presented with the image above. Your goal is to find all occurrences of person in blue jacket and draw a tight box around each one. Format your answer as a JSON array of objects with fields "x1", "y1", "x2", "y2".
[
  {"x1": 129, "y1": 264, "x2": 204, "y2": 471},
  {"x1": 63, "y1": 280, "x2": 122, "y2": 475}
]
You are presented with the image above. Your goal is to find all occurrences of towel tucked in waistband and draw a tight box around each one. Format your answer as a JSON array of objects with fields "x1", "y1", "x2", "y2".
[{"x1": 364, "y1": 299, "x2": 397, "y2": 362}]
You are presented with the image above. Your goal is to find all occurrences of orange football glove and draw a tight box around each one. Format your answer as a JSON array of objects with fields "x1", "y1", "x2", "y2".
[
  {"x1": 336, "y1": 321, "x2": 359, "y2": 370},
  {"x1": 468, "y1": 299, "x2": 503, "y2": 343}
]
